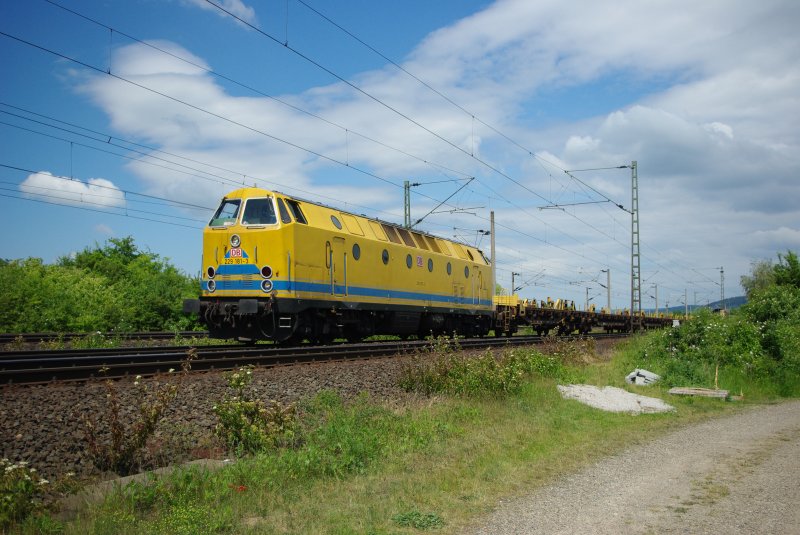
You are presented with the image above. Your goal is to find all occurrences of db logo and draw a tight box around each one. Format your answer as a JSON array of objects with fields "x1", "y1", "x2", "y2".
[
  {"x1": 230, "y1": 248, "x2": 243, "y2": 258},
  {"x1": 416, "y1": 256, "x2": 423, "y2": 267}
]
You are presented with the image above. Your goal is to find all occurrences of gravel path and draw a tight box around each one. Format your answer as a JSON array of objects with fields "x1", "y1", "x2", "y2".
[{"x1": 464, "y1": 400, "x2": 800, "y2": 535}]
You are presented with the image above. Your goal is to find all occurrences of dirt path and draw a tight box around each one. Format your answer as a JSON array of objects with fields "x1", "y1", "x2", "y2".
[{"x1": 464, "y1": 400, "x2": 800, "y2": 535}]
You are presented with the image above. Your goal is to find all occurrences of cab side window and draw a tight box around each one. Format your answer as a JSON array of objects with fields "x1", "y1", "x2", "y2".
[
  {"x1": 286, "y1": 199, "x2": 308, "y2": 224},
  {"x1": 277, "y1": 198, "x2": 292, "y2": 224}
]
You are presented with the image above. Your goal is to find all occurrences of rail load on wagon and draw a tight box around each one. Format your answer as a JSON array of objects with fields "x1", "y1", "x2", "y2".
[{"x1": 492, "y1": 295, "x2": 673, "y2": 337}]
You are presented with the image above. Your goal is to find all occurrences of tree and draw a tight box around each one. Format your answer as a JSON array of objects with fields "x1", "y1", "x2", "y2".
[
  {"x1": 773, "y1": 250, "x2": 800, "y2": 289},
  {"x1": 740, "y1": 259, "x2": 775, "y2": 298}
]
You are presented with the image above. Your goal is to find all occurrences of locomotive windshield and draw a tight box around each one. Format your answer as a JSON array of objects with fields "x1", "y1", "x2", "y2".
[
  {"x1": 209, "y1": 199, "x2": 240, "y2": 227},
  {"x1": 241, "y1": 197, "x2": 277, "y2": 226}
]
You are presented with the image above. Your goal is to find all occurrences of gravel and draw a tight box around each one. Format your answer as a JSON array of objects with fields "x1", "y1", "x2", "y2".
[
  {"x1": 0, "y1": 357, "x2": 412, "y2": 480},
  {"x1": 557, "y1": 384, "x2": 675, "y2": 414},
  {"x1": 464, "y1": 400, "x2": 800, "y2": 534}
]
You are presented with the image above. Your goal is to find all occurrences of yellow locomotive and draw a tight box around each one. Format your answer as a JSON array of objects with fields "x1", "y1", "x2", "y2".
[{"x1": 184, "y1": 187, "x2": 494, "y2": 342}]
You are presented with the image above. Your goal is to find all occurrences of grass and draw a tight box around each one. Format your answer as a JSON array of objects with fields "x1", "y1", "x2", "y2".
[{"x1": 13, "y1": 335, "x2": 795, "y2": 534}]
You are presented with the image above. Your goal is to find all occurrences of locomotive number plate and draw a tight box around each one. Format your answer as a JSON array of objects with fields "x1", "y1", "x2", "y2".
[{"x1": 223, "y1": 248, "x2": 249, "y2": 264}]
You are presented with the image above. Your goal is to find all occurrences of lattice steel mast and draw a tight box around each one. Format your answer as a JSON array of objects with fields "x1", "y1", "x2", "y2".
[{"x1": 630, "y1": 161, "x2": 641, "y2": 324}]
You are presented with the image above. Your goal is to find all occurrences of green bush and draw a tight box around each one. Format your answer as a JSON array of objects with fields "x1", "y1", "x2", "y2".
[
  {"x1": 743, "y1": 285, "x2": 800, "y2": 366},
  {"x1": 0, "y1": 237, "x2": 200, "y2": 333},
  {"x1": 631, "y1": 250, "x2": 800, "y2": 392},
  {"x1": 634, "y1": 308, "x2": 769, "y2": 386}
]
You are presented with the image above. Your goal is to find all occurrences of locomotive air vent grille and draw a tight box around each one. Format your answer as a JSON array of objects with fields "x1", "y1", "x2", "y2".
[
  {"x1": 218, "y1": 274, "x2": 258, "y2": 281},
  {"x1": 218, "y1": 280, "x2": 260, "y2": 290}
]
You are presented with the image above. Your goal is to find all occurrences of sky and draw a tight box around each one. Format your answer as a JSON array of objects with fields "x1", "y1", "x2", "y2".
[{"x1": 1, "y1": 0, "x2": 798, "y2": 311}]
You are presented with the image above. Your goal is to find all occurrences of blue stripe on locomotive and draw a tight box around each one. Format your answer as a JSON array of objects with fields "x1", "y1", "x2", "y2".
[{"x1": 201, "y1": 278, "x2": 492, "y2": 307}]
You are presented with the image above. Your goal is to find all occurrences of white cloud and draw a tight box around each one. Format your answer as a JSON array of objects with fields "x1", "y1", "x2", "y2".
[
  {"x1": 19, "y1": 172, "x2": 126, "y2": 209},
  {"x1": 704, "y1": 122, "x2": 734, "y2": 140},
  {"x1": 181, "y1": 0, "x2": 257, "y2": 25},
  {"x1": 94, "y1": 224, "x2": 114, "y2": 236}
]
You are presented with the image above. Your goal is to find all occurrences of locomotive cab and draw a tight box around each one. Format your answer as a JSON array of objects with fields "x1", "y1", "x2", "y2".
[{"x1": 184, "y1": 189, "x2": 299, "y2": 342}]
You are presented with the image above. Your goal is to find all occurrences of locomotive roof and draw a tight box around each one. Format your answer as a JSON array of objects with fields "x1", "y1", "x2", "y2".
[{"x1": 221, "y1": 186, "x2": 489, "y2": 257}]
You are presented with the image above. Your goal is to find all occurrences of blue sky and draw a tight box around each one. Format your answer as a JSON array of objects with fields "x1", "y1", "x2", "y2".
[{"x1": 1, "y1": 0, "x2": 798, "y2": 311}]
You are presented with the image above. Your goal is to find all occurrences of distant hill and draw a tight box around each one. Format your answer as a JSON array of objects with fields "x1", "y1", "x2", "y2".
[{"x1": 653, "y1": 295, "x2": 747, "y2": 315}]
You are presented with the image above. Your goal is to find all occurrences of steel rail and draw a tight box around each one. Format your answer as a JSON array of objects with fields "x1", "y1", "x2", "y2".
[
  {"x1": 0, "y1": 331, "x2": 209, "y2": 345},
  {"x1": 0, "y1": 333, "x2": 629, "y2": 385}
]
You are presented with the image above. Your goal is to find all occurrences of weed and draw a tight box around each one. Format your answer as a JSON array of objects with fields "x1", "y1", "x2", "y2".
[
  {"x1": 540, "y1": 336, "x2": 597, "y2": 365},
  {"x1": 392, "y1": 509, "x2": 445, "y2": 530},
  {"x1": 213, "y1": 365, "x2": 299, "y2": 455},
  {"x1": 83, "y1": 350, "x2": 195, "y2": 475},
  {"x1": 38, "y1": 334, "x2": 66, "y2": 351},
  {"x1": 0, "y1": 459, "x2": 51, "y2": 528},
  {"x1": 400, "y1": 343, "x2": 579, "y2": 397},
  {"x1": 148, "y1": 501, "x2": 233, "y2": 535},
  {"x1": 71, "y1": 332, "x2": 121, "y2": 350},
  {"x1": 6, "y1": 334, "x2": 26, "y2": 351}
]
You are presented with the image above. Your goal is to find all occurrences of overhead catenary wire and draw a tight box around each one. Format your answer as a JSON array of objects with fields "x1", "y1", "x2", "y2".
[
  {"x1": 0, "y1": 30, "x2": 488, "y2": 223},
  {"x1": 3, "y1": 5, "x2": 708, "y2": 302},
  {"x1": 27, "y1": 0, "x2": 637, "y2": 265},
  {"x1": 200, "y1": 0, "x2": 634, "y2": 233},
  {"x1": 0, "y1": 29, "x2": 623, "y2": 276},
  {"x1": 0, "y1": 164, "x2": 211, "y2": 211},
  {"x1": 42, "y1": 0, "x2": 475, "y2": 185},
  {"x1": 0, "y1": 103, "x2": 410, "y2": 221},
  {"x1": 274, "y1": 1, "x2": 707, "y2": 296},
  {"x1": 0, "y1": 190, "x2": 205, "y2": 229}
]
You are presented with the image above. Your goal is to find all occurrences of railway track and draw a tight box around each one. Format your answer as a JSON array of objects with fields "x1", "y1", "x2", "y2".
[
  {"x1": 0, "y1": 333, "x2": 628, "y2": 385},
  {"x1": 0, "y1": 331, "x2": 209, "y2": 345}
]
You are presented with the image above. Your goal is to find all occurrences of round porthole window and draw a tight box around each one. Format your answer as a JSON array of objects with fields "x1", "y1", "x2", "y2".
[
  {"x1": 406, "y1": 254, "x2": 413, "y2": 269},
  {"x1": 382, "y1": 249, "x2": 389, "y2": 265},
  {"x1": 447, "y1": 262, "x2": 452, "y2": 275},
  {"x1": 427, "y1": 258, "x2": 433, "y2": 272},
  {"x1": 464, "y1": 266, "x2": 470, "y2": 278},
  {"x1": 352, "y1": 243, "x2": 361, "y2": 260},
  {"x1": 331, "y1": 215, "x2": 342, "y2": 229}
]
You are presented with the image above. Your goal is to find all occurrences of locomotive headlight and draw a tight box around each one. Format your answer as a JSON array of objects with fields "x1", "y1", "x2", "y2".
[
  {"x1": 260, "y1": 279, "x2": 273, "y2": 292},
  {"x1": 207, "y1": 279, "x2": 216, "y2": 293},
  {"x1": 261, "y1": 265, "x2": 273, "y2": 279},
  {"x1": 207, "y1": 266, "x2": 216, "y2": 279},
  {"x1": 230, "y1": 234, "x2": 241, "y2": 248}
]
